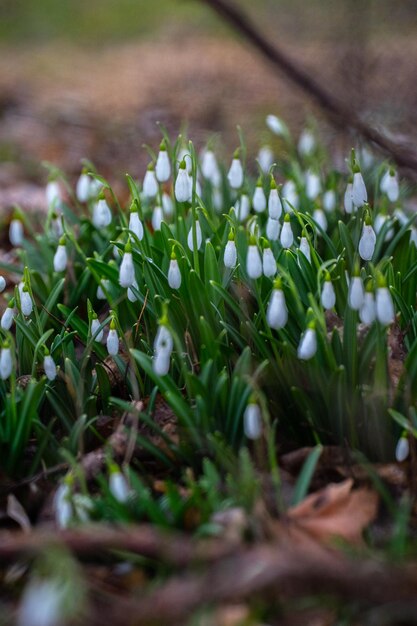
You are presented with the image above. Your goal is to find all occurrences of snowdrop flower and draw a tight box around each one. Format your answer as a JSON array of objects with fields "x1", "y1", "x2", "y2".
[
  {"x1": 175, "y1": 160, "x2": 191, "y2": 202},
  {"x1": 76, "y1": 171, "x2": 92, "y2": 202},
  {"x1": 358, "y1": 217, "x2": 376, "y2": 261},
  {"x1": 266, "y1": 278, "x2": 288, "y2": 329},
  {"x1": 1, "y1": 301, "x2": 15, "y2": 330},
  {"x1": 119, "y1": 241, "x2": 135, "y2": 288},
  {"x1": 224, "y1": 233, "x2": 237, "y2": 268},
  {"x1": 298, "y1": 128, "x2": 316, "y2": 156},
  {"x1": 9, "y1": 217, "x2": 24, "y2": 246},
  {"x1": 268, "y1": 178, "x2": 282, "y2": 219},
  {"x1": 18, "y1": 577, "x2": 67, "y2": 626},
  {"x1": 51, "y1": 211, "x2": 63, "y2": 238},
  {"x1": 253, "y1": 178, "x2": 266, "y2": 213},
  {"x1": 89, "y1": 178, "x2": 103, "y2": 198},
  {"x1": 305, "y1": 170, "x2": 321, "y2": 200},
  {"x1": 235, "y1": 194, "x2": 250, "y2": 222},
  {"x1": 43, "y1": 352, "x2": 57, "y2": 381},
  {"x1": 243, "y1": 399, "x2": 262, "y2": 439},
  {"x1": 227, "y1": 149, "x2": 244, "y2": 189},
  {"x1": 91, "y1": 314, "x2": 103, "y2": 342},
  {"x1": 128, "y1": 204, "x2": 144, "y2": 241},
  {"x1": 154, "y1": 324, "x2": 174, "y2": 355},
  {"x1": 46, "y1": 180, "x2": 61, "y2": 208},
  {"x1": 257, "y1": 146, "x2": 274, "y2": 174},
  {"x1": 321, "y1": 273, "x2": 336, "y2": 310},
  {"x1": 151, "y1": 205, "x2": 163, "y2": 231},
  {"x1": 262, "y1": 244, "x2": 276, "y2": 277},
  {"x1": 280, "y1": 214, "x2": 294, "y2": 248},
  {"x1": 395, "y1": 433, "x2": 409, "y2": 462},
  {"x1": 201, "y1": 149, "x2": 221, "y2": 186},
  {"x1": 127, "y1": 280, "x2": 139, "y2": 302},
  {"x1": 106, "y1": 319, "x2": 119, "y2": 356},
  {"x1": 282, "y1": 179, "x2": 299, "y2": 212},
  {"x1": 344, "y1": 179, "x2": 354, "y2": 214},
  {"x1": 155, "y1": 140, "x2": 171, "y2": 182},
  {"x1": 153, "y1": 348, "x2": 171, "y2": 376},
  {"x1": 323, "y1": 189, "x2": 336, "y2": 212},
  {"x1": 162, "y1": 192, "x2": 174, "y2": 217},
  {"x1": 142, "y1": 164, "x2": 158, "y2": 198},
  {"x1": 92, "y1": 196, "x2": 112, "y2": 228},
  {"x1": 381, "y1": 168, "x2": 399, "y2": 202},
  {"x1": 246, "y1": 237, "x2": 262, "y2": 279},
  {"x1": 375, "y1": 278, "x2": 395, "y2": 325},
  {"x1": 178, "y1": 148, "x2": 192, "y2": 172},
  {"x1": 96, "y1": 279, "x2": 110, "y2": 300},
  {"x1": 21, "y1": 286, "x2": 33, "y2": 317},
  {"x1": 297, "y1": 323, "x2": 317, "y2": 360},
  {"x1": 266, "y1": 114, "x2": 287, "y2": 136},
  {"x1": 0, "y1": 343, "x2": 12, "y2": 380},
  {"x1": 187, "y1": 220, "x2": 202, "y2": 251},
  {"x1": 359, "y1": 285, "x2": 376, "y2": 325},
  {"x1": 53, "y1": 236, "x2": 67, "y2": 273},
  {"x1": 313, "y1": 208, "x2": 327, "y2": 233},
  {"x1": 54, "y1": 478, "x2": 73, "y2": 529},
  {"x1": 348, "y1": 274, "x2": 365, "y2": 310},
  {"x1": 266, "y1": 217, "x2": 280, "y2": 241},
  {"x1": 109, "y1": 464, "x2": 130, "y2": 503},
  {"x1": 168, "y1": 252, "x2": 182, "y2": 288},
  {"x1": 352, "y1": 168, "x2": 367, "y2": 208},
  {"x1": 0, "y1": 276, "x2": 5, "y2": 293},
  {"x1": 299, "y1": 236, "x2": 311, "y2": 263}
]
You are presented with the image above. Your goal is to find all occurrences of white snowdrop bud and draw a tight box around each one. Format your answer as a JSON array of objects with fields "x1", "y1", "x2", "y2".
[
  {"x1": 375, "y1": 282, "x2": 395, "y2": 326},
  {"x1": 154, "y1": 324, "x2": 174, "y2": 354},
  {"x1": 227, "y1": 150, "x2": 244, "y2": 189},
  {"x1": 359, "y1": 288, "x2": 376, "y2": 324},
  {"x1": 323, "y1": 189, "x2": 336, "y2": 212},
  {"x1": 321, "y1": 274, "x2": 336, "y2": 310},
  {"x1": 129, "y1": 208, "x2": 144, "y2": 240},
  {"x1": 299, "y1": 236, "x2": 311, "y2": 263},
  {"x1": 224, "y1": 235, "x2": 237, "y2": 269},
  {"x1": 246, "y1": 240, "x2": 262, "y2": 280},
  {"x1": 282, "y1": 179, "x2": 299, "y2": 212},
  {"x1": 268, "y1": 179, "x2": 282, "y2": 219},
  {"x1": 119, "y1": 243, "x2": 135, "y2": 288},
  {"x1": 153, "y1": 348, "x2": 171, "y2": 376},
  {"x1": 243, "y1": 400, "x2": 262, "y2": 439},
  {"x1": 54, "y1": 480, "x2": 72, "y2": 529},
  {"x1": 89, "y1": 178, "x2": 103, "y2": 198},
  {"x1": 106, "y1": 321, "x2": 119, "y2": 356},
  {"x1": 0, "y1": 345, "x2": 12, "y2": 380},
  {"x1": 1, "y1": 304, "x2": 15, "y2": 330},
  {"x1": 127, "y1": 279, "x2": 139, "y2": 302},
  {"x1": 266, "y1": 280, "x2": 288, "y2": 329},
  {"x1": 18, "y1": 577, "x2": 66, "y2": 626},
  {"x1": 253, "y1": 179, "x2": 266, "y2": 213},
  {"x1": 168, "y1": 255, "x2": 182, "y2": 289},
  {"x1": 280, "y1": 214, "x2": 294, "y2": 248},
  {"x1": 143, "y1": 164, "x2": 158, "y2": 198},
  {"x1": 266, "y1": 217, "x2": 280, "y2": 241},
  {"x1": 187, "y1": 220, "x2": 202, "y2": 251},
  {"x1": 305, "y1": 170, "x2": 321, "y2": 200},
  {"x1": 344, "y1": 181, "x2": 354, "y2": 214},
  {"x1": 201, "y1": 150, "x2": 221, "y2": 186},
  {"x1": 348, "y1": 275, "x2": 365, "y2": 310},
  {"x1": 43, "y1": 354, "x2": 57, "y2": 381},
  {"x1": 109, "y1": 466, "x2": 130, "y2": 503},
  {"x1": 257, "y1": 146, "x2": 274, "y2": 174},
  {"x1": 297, "y1": 325, "x2": 317, "y2": 360},
  {"x1": 53, "y1": 236, "x2": 67, "y2": 273},
  {"x1": 313, "y1": 208, "x2": 327, "y2": 233},
  {"x1": 92, "y1": 197, "x2": 112, "y2": 228},
  {"x1": 386, "y1": 170, "x2": 399, "y2": 202},
  {"x1": 352, "y1": 170, "x2": 367, "y2": 208},
  {"x1": 155, "y1": 141, "x2": 171, "y2": 182},
  {"x1": 235, "y1": 194, "x2": 250, "y2": 222},
  {"x1": 51, "y1": 212, "x2": 63, "y2": 238},
  {"x1": 162, "y1": 192, "x2": 174, "y2": 217},
  {"x1": 298, "y1": 129, "x2": 315, "y2": 156},
  {"x1": 395, "y1": 434, "x2": 409, "y2": 463},
  {"x1": 76, "y1": 172, "x2": 91, "y2": 202},
  {"x1": 358, "y1": 220, "x2": 376, "y2": 261},
  {"x1": 91, "y1": 316, "x2": 103, "y2": 342},
  {"x1": 0, "y1": 276, "x2": 6, "y2": 292},
  {"x1": 151, "y1": 206, "x2": 163, "y2": 231},
  {"x1": 46, "y1": 180, "x2": 61, "y2": 208},
  {"x1": 175, "y1": 160, "x2": 191, "y2": 202},
  {"x1": 9, "y1": 218, "x2": 24, "y2": 246},
  {"x1": 266, "y1": 114, "x2": 287, "y2": 136},
  {"x1": 21, "y1": 287, "x2": 33, "y2": 317},
  {"x1": 262, "y1": 246, "x2": 276, "y2": 277}
]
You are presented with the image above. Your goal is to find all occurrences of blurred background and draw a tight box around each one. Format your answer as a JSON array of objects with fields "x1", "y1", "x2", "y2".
[{"x1": 1, "y1": 0, "x2": 417, "y2": 199}]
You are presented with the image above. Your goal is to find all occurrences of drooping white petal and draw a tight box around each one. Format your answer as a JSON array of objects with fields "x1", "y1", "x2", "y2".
[
  {"x1": 53, "y1": 244, "x2": 67, "y2": 273},
  {"x1": 162, "y1": 192, "x2": 174, "y2": 217},
  {"x1": 376, "y1": 286, "x2": 395, "y2": 325},
  {"x1": 18, "y1": 578, "x2": 66, "y2": 626},
  {"x1": 299, "y1": 237, "x2": 311, "y2": 263},
  {"x1": 0, "y1": 347, "x2": 12, "y2": 380},
  {"x1": 313, "y1": 208, "x2": 327, "y2": 233},
  {"x1": 282, "y1": 180, "x2": 299, "y2": 212},
  {"x1": 142, "y1": 169, "x2": 158, "y2": 198},
  {"x1": 395, "y1": 436, "x2": 409, "y2": 462},
  {"x1": 257, "y1": 146, "x2": 274, "y2": 173},
  {"x1": 91, "y1": 318, "x2": 104, "y2": 342},
  {"x1": 109, "y1": 470, "x2": 130, "y2": 503},
  {"x1": 266, "y1": 217, "x2": 280, "y2": 241},
  {"x1": 119, "y1": 252, "x2": 135, "y2": 288},
  {"x1": 201, "y1": 150, "x2": 221, "y2": 186},
  {"x1": 280, "y1": 220, "x2": 294, "y2": 249},
  {"x1": 348, "y1": 276, "x2": 365, "y2": 310},
  {"x1": 298, "y1": 129, "x2": 316, "y2": 156},
  {"x1": 344, "y1": 183, "x2": 354, "y2": 214},
  {"x1": 268, "y1": 188, "x2": 282, "y2": 219},
  {"x1": 224, "y1": 240, "x2": 237, "y2": 268},
  {"x1": 0, "y1": 276, "x2": 6, "y2": 292},
  {"x1": 1, "y1": 307, "x2": 15, "y2": 330},
  {"x1": 266, "y1": 289, "x2": 288, "y2": 329},
  {"x1": 323, "y1": 189, "x2": 336, "y2": 212},
  {"x1": 321, "y1": 281, "x2": 336, "y2": 310},
  {"x1": 266, "y1": 114, "x2": 286, "y2": 136},
  {"x1": 155, "y1": 150, "x2": 171, "y2": 183},
  {"x1": 246, "y1": 245, "x2": 262, "y2": 279},
  {"x1": 297, "y1": 328, "x2": 317, "y2": 360},
  {"x1": 128, "y1": 212, "x2": 144, "y2": 240},
  {"x1": 92, "y1": 199, "x2": 112, "y2": 228},
  {"x1": 76, "y1": 173, "x2": 91, "y2": 202},
  {"x1": 152, "y1": 349, "x2": 171, "y2": 376},
  {"x1": 9, "y1": 219, "x2": 24, "y2": 246},
  {"x1": 168, "y1": 259, "x2": 182, "y2": 288},
  {"x1": 175, "y1": 168, "x2": 191, "y2": 202},
  {"x1": 243, "y1": 403, "x2": 262, "y2": 439},
  {"x1": 151, "y1": 206, "x2": 163, "y2": 231},
  {"x1": 106, "y1": 329, "x2": 119, "y2": 356},
  {"x1": 21, "y1": 290, "x2": 33, "y2": 317},
  {"x1": 44, "y1": 355, "x2": 57, "y2": 381},
  {"x1": 227, "y1": 158, "x2": 244, "y2": 189},
  {"x1": 262, "y1": 248, "x2": 276, "y2": 277},
  {"x1": 359, "y1": 291, "x2": 376, "y2": 324},
  {"x1": 352, "y1": 171, "x2": 367, "y2": 208},
  {"x1": 46, "y1": 181, "x2": 61, "y2": 208},
  {"x1": 358, "y1": 224, "x2": 376, "y2": 261},
  {"x1": 154, "y1": 326, "x2": 174, "y2": 354},
  {"x1": 253, "y1": 186, "x2": 266, "y2": 213},
  {"x1": 187, "y1": 220, "x2": 202, "y2": 251},
  {"x1": 386, "y1": 172, "x2": 399, "y2": 202},
  {"x1": 127, "y1": 279, "x2": 139, "y2": 302},
  {"x1": 305, "y1": 171, "x2": 321, "y2": 200},
  {"x1": 235, "y1": 194, "x2": 250, "y2": 222}
]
